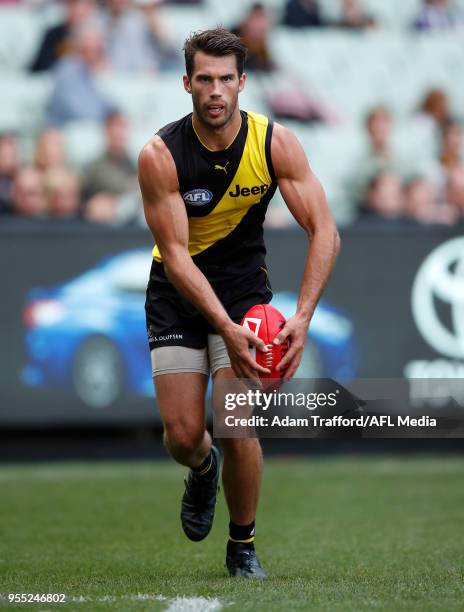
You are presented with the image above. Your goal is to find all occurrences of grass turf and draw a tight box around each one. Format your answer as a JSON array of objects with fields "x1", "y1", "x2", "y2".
[{"x1": 1, "y1": 456, "x2": 463, "y2": 611}]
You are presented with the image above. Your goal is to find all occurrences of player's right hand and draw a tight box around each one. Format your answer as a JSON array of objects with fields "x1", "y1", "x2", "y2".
[{"x1": 222, "y1": 322, "x2": 270, "y2": 384}]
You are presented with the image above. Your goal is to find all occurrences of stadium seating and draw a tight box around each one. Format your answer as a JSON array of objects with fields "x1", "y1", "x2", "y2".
[
  {"x1": 0, "y1": 73, "x2": 51, "y2": 134},
  {"x1": 1, "y1": 0, "x2": 464, "y2": 223},
  {"x1": 320, "y1": 0, "x2": 422, "y2": 27},
  {"x1": 0, "y1": 4, "x2": 64, "y2": 71},
  {"x1": 63, "y1": 120, "x2": 105, "y2": 168}
]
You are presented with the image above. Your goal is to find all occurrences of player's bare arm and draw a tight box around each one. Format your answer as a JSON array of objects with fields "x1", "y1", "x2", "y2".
[
  {"x1": 271, "y1": 123, "x2": 341, "y2": 378},
  {"x1": 138, "y1": 135, "x2": 270, "y2": 381}
]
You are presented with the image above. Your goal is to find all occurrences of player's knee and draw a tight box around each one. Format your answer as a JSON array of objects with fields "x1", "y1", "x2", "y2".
[{"x1": 164, "y1": 423, "x2": 204, "y2": 459}]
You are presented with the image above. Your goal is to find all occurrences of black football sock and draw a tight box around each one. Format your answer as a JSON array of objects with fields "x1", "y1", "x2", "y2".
[
  {"x1": 191, "y1": 449, "x2": 215, "y2": 479},
  {"x1": 228, "y1": 521, "x2": 255, "y2": 550}
]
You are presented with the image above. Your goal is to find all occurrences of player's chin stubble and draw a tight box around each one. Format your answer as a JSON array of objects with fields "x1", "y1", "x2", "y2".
[{"x1": 193, "y1": 96, "x2": 237, "y2": 130}]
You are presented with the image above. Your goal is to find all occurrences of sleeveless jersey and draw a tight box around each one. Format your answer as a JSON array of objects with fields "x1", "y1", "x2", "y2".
[{"x1": 151, "y1": 110, "x2": 277, "y2": 282}]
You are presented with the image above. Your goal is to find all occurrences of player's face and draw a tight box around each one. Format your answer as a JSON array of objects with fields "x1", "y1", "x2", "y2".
[{"x1": 184, "y1": 52, "x2": 246, "y2": 129}]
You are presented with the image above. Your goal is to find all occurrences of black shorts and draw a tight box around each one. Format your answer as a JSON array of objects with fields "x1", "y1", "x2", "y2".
[{"x1": 145, "y1": 261, "x2": 273, "y2": 350}]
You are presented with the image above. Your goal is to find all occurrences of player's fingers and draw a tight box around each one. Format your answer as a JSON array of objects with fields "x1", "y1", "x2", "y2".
[
  {"x1": 230, "y1": 357, "x2": 246, "y2": 380},
  {"x1": 240, "y1": 360, "x2": 263, "y2": 388},
  {"x1": 246, "y1": 332, "x2": 269, "y2": 353},
  {"x1": 275, "y1": 347, "x2": 296, "y2": 372},
  {"x1": 232, "y1": 352, "x2": 266, "y2": 382},
  {"x1": 245, "y1": 353, "x2": 271, "y2": 376},
  {"x1": 284, "y1": 357, "x2": 302, "y2": 380},
  {"x1": 276, "y1": 344, "x2": 301, "y2": 372},
  {"x1": 273, "y1": 323, "x2": 292, "y2": 346}
]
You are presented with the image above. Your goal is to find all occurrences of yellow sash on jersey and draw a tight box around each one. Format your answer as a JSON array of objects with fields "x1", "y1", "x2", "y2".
[{"x1": 152, "y1": 111, "x2": 272, "y2": 262}]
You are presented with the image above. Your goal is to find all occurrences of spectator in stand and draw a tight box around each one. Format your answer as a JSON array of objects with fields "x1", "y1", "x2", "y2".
[
  {"x1": 33, "y1": 129, "x2": 82, "y2": 219},
  {"x1": 446, "y1": 167, "x2": 464, "y2": 221},
  {"x1": 403, "y1": 176, "x2": 457, "y2": 224},
  {"x1": 348, "y1": 106, "x2": 401, "y2": 210},
  {"x1": 364, "y1": 107, "x2": 395, "y2": 171},
  {"x1": 336, "y1": 0, "x2": 377, "y2": 30},
  {"x1": 9, "y1": 167, "x2": 47, "y2": 218},
  {"x1": 138, "y1": 0, "x2": 179, "y2": 69},
  {"x1": 420, "y1": 118, "x2": 463, "y2": 204},
  {"x1": 417, "y1": 88, "x2": 451, "y2": 131},
  {"x1": 439, "y1": 119, "x2": 463, "y2": 173},
  {"x1": 82, "y1": 111, "x2": 137, "y2": 224},
  {"x1": 231, "y1": 4, "x2": 275, "y2": 72},
  {"x1": 360, "y1": 172, "x2": 404, "y2": 220},
  {"x1": 83, "y1": 111, "x2": 135, "y2": 197},
  {"x1": 403, "y1": 177, "x2": 435, "y2": 223},
  {"x1": 83, "y1": 193, "x2": 117, "y2": 223},
  {"x1": 282, "y1": 0, "x2": 326, "y2": 27},
  {"x1": 45, "y1": 25, "x2": 114, "y2": 126},
  {"x1": 413, "y1": 0, "x2": 464, "y2": 30},
  {"x1": 30, "y1": 0, "x2": 96, "y2": 72},
  {"x1": 98, "y1": 0, "x2": 177, "y2": 73},
  {"x1": 34, "y1": 129, "x2": 67, "y2": 173},
  {"x1": 44, "y1": 168, "x2": 81, "y2": 219},
  {"x1": 0, "y1": 132, "x2": 20, "y2": 214}
]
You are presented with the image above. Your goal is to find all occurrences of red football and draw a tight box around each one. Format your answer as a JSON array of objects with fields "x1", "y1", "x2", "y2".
[{"x1": 240, "y1": 303, "x2": 290, "y2": 381}]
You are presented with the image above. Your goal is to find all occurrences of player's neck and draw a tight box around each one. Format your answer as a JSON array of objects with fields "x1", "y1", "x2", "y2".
[{"x1": 192, "y1": 109, "x2": 242, "y2": 152}]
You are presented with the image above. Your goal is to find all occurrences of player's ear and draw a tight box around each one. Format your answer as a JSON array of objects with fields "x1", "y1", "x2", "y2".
[
  {"x1": 238, "y1": 71, "x2": 246, "y2": 93},
  {"x1": 183, "y1": 75, "x2": 192, "y2": 94}
]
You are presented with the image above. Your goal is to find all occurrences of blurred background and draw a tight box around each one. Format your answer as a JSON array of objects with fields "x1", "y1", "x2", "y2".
[{"x1": 1, "y1": 0, "x2": 464, "y2": 458}]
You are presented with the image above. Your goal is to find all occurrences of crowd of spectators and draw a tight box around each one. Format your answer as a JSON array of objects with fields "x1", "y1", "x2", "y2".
[
  {"x1": 282, "y1": 0, "x2": 376, "y2": 29},
  {"x1": 31, "y1": 0, "x2": 179, "y2": 126},
  {"x1": 1, "y1": 0, "x2": 464, "y2": 227},
  {"x1": 1, "y1": 0, "x2": 175, "y2": 224},
  {"x1": 412, "y1": 0, "x2": 464, "y2": 30},
  {"x1": 354, "y1": 97, "x2": 464, "y2": 224},
  {"x1": 30, "y1": 0, "x2": 178, "y2": 74},
  {"x1": 282, "y1": 0, "x2": 464, "y2": 30},
  {"x1": 231, "y1": 0, "x2": 378, "y2": 75},
  {"x1": 0, "y1": 109, "x2": 140, "y2": 225}
]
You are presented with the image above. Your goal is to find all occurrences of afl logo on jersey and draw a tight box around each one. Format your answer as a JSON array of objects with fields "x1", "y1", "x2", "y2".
[{"x1": 183, "y1": 188, "x2": 213, "y2": 206}]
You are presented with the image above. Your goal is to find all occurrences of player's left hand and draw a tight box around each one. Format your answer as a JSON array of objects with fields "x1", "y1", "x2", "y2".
[{"x1": 273, "y1": 313, "x2": 309, "y2": 379}]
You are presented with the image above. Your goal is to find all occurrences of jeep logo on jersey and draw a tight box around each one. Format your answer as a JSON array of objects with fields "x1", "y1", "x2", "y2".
[
  {"x1": 229, "y1": 184, "x2": 269, "y2": 198},
  {"x1": 183, "y1": 188, "x2": 213, "y2": 205}
]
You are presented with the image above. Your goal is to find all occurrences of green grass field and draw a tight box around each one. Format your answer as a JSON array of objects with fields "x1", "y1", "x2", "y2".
[{"x1": 1, "y1": 457, "x2": 463, "y2": 611}]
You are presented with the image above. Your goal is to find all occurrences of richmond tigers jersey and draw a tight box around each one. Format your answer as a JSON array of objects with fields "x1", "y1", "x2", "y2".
[{"x1": 151, "y1": 110, "x2": 277, "y2": 282}]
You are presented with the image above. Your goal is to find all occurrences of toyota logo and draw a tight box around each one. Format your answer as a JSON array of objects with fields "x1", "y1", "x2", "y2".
[{"x1": 412, "y1": 236, "x2": 464, "y2": 359}]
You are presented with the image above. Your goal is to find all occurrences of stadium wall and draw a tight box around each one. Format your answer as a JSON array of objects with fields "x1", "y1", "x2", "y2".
[{"x1": 1, "y1": 220, "x2": 463, "y2": 427}]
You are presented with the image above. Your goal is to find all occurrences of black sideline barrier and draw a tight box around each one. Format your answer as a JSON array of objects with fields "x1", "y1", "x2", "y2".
[{"x1": 1, "y1": 218, "x2": 464, "y2": 432}]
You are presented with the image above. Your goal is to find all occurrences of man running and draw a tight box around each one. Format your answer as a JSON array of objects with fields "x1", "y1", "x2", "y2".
[{"x1": 139, "y1": 28, "x2": 339, "y2": 579}]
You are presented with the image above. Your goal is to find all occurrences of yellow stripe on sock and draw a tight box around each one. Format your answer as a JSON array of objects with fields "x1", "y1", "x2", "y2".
[
  {"x1": 198, "y1": 457, "x2": 212, "y2": 476},
  {"x1": 229, "y1": 536, "x2": 255, "y2": 544}
]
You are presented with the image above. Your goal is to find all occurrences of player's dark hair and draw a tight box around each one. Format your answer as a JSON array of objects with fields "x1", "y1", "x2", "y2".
[{"x1": 183, "y1": 28, "x2": 248, "y2": 78}]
